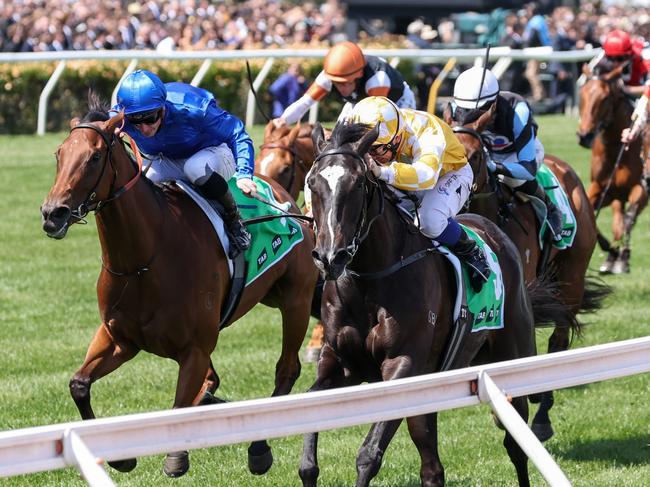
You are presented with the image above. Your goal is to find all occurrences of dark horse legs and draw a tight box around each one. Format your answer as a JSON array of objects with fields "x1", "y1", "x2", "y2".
[{"x1": 69, "y1": 323, "x2": 140, "y2": 472}]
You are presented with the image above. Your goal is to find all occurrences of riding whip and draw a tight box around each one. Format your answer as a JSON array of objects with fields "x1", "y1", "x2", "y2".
[
  {"x1": 245, "y1": 60, "x2": 272, "y2": 122},
  {"x1": 476, "y1": 44, "x2": 492, "y2": 109}
]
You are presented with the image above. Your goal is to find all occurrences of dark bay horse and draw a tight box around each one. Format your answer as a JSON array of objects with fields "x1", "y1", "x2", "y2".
[
  {"x1": 577, "y1": 64, "x2": 648, "y2": 273},
  {"x1": 446, "y1": 107, "x2": 609, "y2": 442},
  {"x1": 299, "y1": 121, "x2": 574, "y2": 487},
  {"x1": 40, "y1": 102, "x2": 318, "y2": 477}
]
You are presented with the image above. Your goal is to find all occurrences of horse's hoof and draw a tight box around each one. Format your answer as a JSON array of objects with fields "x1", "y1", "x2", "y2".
[
  {"x1": 611, "y1": 259, "x2": 630, "y2": 274},
  {"x1": 531, "y1": 422, "x2": 554, "y2": 442},
  {"x1": 199, "y1": 390, "x2": 228, "y2": 405},
  {"x1": 248, "y1": 443, "x2": 273, "y2": 475},
  {"x1": 303, "y1": 346, "x2": 321, "y2": 363},
  {"x1": 108, "y1": 458, "x2": 137, "y2": 472},
  {"x1": 163, "y1": 451, "x2": 189, "y2": 478},
  {"x1": 599, "y1": 262, "x2": 613, "y2": 274}
]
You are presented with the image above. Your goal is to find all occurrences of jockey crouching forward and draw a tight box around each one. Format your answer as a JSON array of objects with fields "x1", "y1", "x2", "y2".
[
  {"x1": 346, "y1": 96, "x2": 491, "y2": 290},
  {"x1": 450, "y1": 66, "x2": 564, "y2": 242},
  {"x1": 272, "y1": 41, "x2": 416, "y2": 128},
  {"x1": 112, "y1": 69, "x2": 254, "y2": 258}
]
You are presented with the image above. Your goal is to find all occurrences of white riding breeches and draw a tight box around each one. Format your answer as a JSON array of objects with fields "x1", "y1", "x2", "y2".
[
  {"x1": 145, "y1": 143, "x2": 236, "y2": 185},
  {"x1": 417, "y1": 163, "x2": 474, "y2": 238}
]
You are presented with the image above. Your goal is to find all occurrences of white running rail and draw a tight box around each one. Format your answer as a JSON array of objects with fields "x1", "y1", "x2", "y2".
[{"x1": 1, "y1": 336, "x2": 647, "y2": 486}]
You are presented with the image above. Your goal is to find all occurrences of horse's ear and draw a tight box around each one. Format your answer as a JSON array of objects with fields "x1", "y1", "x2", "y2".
[
  {"x1": 264, "y1": 121, "x2": 275, "y2": 139},
  {"x1": 104, "y1": 111, "x2": 124, "y2": 133},
  {"x1": 356, "y1": 122, "x2": 380, "y2": 155},
  {"x1": 69, "y1": 117, "x2": 81, "y2": 129},
  {"x1": 288, "y1": 124, "x2": 301, "y2": 144},
  {"x1": 442, "y1": 103, "x2": 453, "y2": 125},
  {"x1": 312, "y1": 122, "x2": 327, "y2": 154},
  {"x1": 472, "y1": 102, "x2": 496, "y2": 133}
]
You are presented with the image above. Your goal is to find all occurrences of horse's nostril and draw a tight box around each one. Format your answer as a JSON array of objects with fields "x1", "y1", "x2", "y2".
[
  {"x1": 332, "y1": 250, "x2": 350, "y2": 267},
  {"x1": 51, "y1": 206, "x2": 72, "y2": 221}
]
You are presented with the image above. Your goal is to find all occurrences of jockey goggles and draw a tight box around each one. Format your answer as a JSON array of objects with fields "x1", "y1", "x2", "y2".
[
  {"x1": 126, "y1": 108, "x2": 162, "y2": 125},
  {"x1": 453, "y1": 100, "x2": 495, "y2": 125}
]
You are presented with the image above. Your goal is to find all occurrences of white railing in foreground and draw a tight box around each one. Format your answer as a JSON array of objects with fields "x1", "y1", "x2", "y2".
[{"x1": 1, "y1": 336, "x2": 648, "y2": 486}]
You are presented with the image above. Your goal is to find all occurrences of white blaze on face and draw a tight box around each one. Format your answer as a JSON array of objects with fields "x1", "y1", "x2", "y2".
[
  {"x1": 258, "y1": 152, "x2": 275, "y2": 175},
  {"x1": 318, "y1": 164, "x2": 346, "y2": 244}
]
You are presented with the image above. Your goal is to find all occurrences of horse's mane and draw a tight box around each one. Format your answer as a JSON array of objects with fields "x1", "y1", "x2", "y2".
[
  {"x1": 81, "y1": 90, "x2": 111, "y2": 123},
  {"x1": 329, "y1": 122, "x2": 372, "y2": 148}
]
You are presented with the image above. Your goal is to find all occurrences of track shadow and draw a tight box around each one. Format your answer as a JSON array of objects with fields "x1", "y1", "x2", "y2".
[{"x1": 556, "y1": 435, "x2": 650, "y2": 465}]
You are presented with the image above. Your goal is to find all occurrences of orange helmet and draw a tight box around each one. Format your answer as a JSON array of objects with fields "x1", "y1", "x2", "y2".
[
  {"x1": 323, "y1": 42, "x2": 366, "y2": 83},
  {"x1": 603, "y1": 30, "x2": 633, "y2": 57}
]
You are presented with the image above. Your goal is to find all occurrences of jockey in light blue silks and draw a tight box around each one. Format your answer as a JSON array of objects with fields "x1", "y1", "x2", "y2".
[
  {"x1": 448, "y1": 66, "x2": 564, "y2": 241},
  {"x1": 112, "y1": 69, "x2": 255, "y2": 257}
]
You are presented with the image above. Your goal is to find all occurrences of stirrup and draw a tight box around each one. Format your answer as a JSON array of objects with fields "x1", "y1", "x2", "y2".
[{"x1": 226, "y1": 223, "x2": 251, "y2": 259}]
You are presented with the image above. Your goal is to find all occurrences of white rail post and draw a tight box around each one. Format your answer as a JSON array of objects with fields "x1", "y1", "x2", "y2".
[
  {"x1": 63, "y1": 429, "x2": 115, "y2": 487},
  {"x1": 37, "y1": 60, "x2": 66, "y2": 136},
  {"x1": 191, "y1": 59, "x2": 213, "y2": 87},
  {"x1": 111, "y1": 59, "x2": 139, "y2": 107},
  {"x1": 478, "y1": 371, "x2": 571, "y2": 487},
  {"x1": 245, "y1": 57, "x2": 275, "y2": 128}
]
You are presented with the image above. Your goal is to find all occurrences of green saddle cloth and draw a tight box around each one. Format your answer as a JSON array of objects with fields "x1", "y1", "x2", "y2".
[
  {"x1": 534, "y1": 164, "x2": 577, "y2": 250},
  {"x1": 444, "y1": 225, "x2": 505, "y2": 332},
  {"x1": 229, "y1": 177, "x2": 304, "y2": 286}
]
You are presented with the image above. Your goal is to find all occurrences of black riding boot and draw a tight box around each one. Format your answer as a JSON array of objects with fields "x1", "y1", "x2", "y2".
[
  {"x1": 197, "y1": 173, "x2": 251, "y2": 258},
  {"x1": 450, "y1": 229, "x2": 491, "y2": 292},
  {"x1": 533, "y1": 184, "x2": 563, "y2": 242}
]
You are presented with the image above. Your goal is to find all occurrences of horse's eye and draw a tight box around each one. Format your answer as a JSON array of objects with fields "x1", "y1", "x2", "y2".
[{"x1": 91, "y1": 152, "x2": 102, "y2": 163}]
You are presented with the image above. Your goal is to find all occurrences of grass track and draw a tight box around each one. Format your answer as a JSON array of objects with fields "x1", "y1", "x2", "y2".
[{"x1": 1, "y1": 116, "x2": 649, "y2": 486}]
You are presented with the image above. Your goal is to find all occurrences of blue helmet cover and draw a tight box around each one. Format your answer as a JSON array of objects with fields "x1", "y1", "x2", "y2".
[{"x1": 117, "y1": 70, "x2": 167, "y2": 115}]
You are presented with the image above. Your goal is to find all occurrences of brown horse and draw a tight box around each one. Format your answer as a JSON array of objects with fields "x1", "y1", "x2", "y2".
[
  {"x1": 256, "y1": 120, "x2": 327, "y2": 361},
  {"x1": 446, "y1": 108, "x2": 610, "y2": 442},
  {"x1": 300, "y1": 121, "x2": 575, "y2": 487},
  {"x1": 577, "y1": 64, "x2": 648, "y2": 273},
  {"x1": 40, "y1": 100, "x2": 318, "y2": 477}
]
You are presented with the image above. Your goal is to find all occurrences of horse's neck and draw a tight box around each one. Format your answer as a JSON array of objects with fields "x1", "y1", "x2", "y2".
[{"x1": 95, "y1": 153, "x2": 162, "y2": 271}]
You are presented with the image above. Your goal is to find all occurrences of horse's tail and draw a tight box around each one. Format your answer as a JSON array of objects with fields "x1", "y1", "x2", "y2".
[
  {"x1": 526, "y1": 277, "x2": 582, "y2": 337},
  {"x1": 579, "y1": 274, "x2": 612, "y2": 316}
]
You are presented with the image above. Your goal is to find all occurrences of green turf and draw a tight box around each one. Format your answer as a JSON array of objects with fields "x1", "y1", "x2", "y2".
[{"x1": 1, "y1": 117, "x2": 649, "y2": 486}]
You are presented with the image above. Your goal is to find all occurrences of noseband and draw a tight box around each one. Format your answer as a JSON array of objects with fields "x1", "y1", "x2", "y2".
[{"x1": 68, "y1": 123, "x2": 142, "y2": 218}]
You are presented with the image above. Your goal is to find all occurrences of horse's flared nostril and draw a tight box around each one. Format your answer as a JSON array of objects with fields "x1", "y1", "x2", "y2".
[{"x1": 41, "y1": 204, "x2": 71, "y2": 235}]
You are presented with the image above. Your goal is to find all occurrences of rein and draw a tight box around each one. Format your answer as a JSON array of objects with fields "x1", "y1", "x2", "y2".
[{"x1": 69, "y1": 123, "x2": 143, "y2": 219}]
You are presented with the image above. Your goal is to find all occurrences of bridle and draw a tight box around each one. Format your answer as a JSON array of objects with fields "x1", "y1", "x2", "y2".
[
  {"x1": 259, "y1": 137, "x2": 310, "y2": 193},
  {"x1": 452, "y1": 125, "x2": 492, "y2": 194},
  {"x1": 313, "y1": 147, "x2": 384, "y2": 261},
  {"x1": 68, "y1": 123, "x2": 143, "y2": 220}
]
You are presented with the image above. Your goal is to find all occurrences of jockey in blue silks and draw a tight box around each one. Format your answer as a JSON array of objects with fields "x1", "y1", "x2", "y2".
[
  {"x1": 112, "y1": 69, "x2": 254, "y2": 257},
  {"x1": 449, "y1": 66, "x2": 564, "y2": 242}
]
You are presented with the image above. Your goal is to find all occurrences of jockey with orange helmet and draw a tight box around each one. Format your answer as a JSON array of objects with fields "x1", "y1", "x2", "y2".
[
  {"x1": 272, "y1": 41, "x2": 416, "y2": 128},
  {"x1": 112, "y1": 70, "x2": 254, "y2": 257},
  {"x1": 342, "y1": 96, "x2": 490, "y2": 289}
]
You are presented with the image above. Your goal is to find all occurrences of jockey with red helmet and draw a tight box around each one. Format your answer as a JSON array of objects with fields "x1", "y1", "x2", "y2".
[
  {"x1": 272, "y1": 41, "x2": 416, "y2": 128},
  {"x1": 601, "y1": 30, "x2": 650, "y2": 144}
]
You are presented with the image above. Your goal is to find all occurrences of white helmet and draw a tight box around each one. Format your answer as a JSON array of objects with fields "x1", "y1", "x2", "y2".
[{"x1": 453, "y1": 67, "x2": 499, "y2": 109}]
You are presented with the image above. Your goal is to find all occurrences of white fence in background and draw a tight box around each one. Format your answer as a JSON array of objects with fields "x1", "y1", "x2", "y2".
[
  {"x1": 0, "y1": 47, "x2": 600, "y2": 134},
  {"x1": 1, "y1": 336, "x2": 648, "y2": 487}
]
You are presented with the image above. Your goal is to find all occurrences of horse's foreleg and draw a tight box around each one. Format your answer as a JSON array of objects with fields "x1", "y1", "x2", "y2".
[
  {"x1": 70, "y1": 323, "x2": 139, "y2": 472},
  {"x1": 299, "y1": 344, "x2": 347, "y2": 487},
  {"x1": 610, "y1": 199, "x2": 624, "y2": 241},
  {"x1": 406, "y1": 414, "x2": 444, "y2": 487},
  {"x1": 162, "y1": 347, "x2": 213, "y2": 478}
]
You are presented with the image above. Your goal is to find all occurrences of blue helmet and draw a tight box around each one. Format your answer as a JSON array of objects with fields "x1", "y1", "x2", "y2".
[{"x1": 117, "y1": 70, "x2": 167, "y2": 115}]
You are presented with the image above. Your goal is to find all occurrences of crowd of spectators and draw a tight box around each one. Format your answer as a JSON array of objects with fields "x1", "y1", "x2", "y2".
[{"x1": 0, "y1": 0, "x2": 346, "y2": 52}]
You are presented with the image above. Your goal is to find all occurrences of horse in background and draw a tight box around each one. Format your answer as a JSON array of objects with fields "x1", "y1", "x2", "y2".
[
  {"x1": 40, "y1": 95, "x2": 318, "y2": 478},
  {"x1": 300, "y1": 121, "x2": 576, "y2": 487},
  {"x1": 255, "y1": 120, "x2": 328, "y2": 362},
  {"x1": 446, "y1": 107, "x2": 610, "y2": 442},
  {"x1": 577, "y1": 64, "x2": 648, "y2": 273}
]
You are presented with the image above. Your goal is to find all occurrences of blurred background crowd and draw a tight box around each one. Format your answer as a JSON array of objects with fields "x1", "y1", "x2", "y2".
[{"x1": 2, "y1": 0, "x2": 650, "y2": 54}]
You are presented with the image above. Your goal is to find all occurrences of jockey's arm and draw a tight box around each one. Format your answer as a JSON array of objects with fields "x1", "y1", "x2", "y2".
[
  {"x1": 204, "y1": 107, "x2": 255, "y2": 182},
  {"x1": 491, "y1": 103, "x2": 537, "y2": 181},
  {"x1": 622, "y1": 84, "x2": 647, "y2": 97},
  {"x1": 365, "y1": 71, "x2": 391, "y2": 97},
  {"x1": 623, "y1": 84, "x2": 650, "y2": 143},
  {"x1": 277, "y1": 71, "x2": 330, "y2": 125},
  {"x1": 377, "y1": 127, "x2": 443, "y2": 191}
]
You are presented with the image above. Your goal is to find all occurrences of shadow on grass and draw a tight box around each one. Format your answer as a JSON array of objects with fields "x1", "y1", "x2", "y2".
[{"x1": 557, "y1": 435, "x2": 650, "y2": 465}]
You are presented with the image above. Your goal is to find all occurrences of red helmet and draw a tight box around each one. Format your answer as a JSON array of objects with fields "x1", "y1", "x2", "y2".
[{"x1": 603, "y1": 30, "x2": 633, "y2": 57}]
